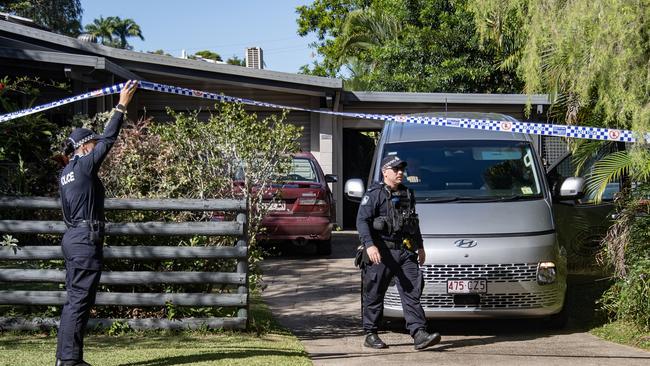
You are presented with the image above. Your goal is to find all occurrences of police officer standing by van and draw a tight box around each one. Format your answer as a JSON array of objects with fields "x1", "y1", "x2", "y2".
[
  {"x1": 55, "y1": 80, "x2": 138, "y2": 366},
  {"x1": 357, "y1": 155, "x2": 441, "y2": 350}
]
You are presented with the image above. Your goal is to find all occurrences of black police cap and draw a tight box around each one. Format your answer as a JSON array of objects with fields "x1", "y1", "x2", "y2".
[
  {"x1": 381, "y1": 155, "x2": 407, "y2": 170},
  {"x1": 67, "y1": 128, "x2": 100, "y2": 149}
]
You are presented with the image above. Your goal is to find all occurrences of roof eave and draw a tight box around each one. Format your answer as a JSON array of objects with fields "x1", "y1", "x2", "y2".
[
  {"x1": 0, "y1": 20, "x2": 342, "y2": 91},
  {"x1": 343, "y1": 91, "x2": 551, "y2": 105}
]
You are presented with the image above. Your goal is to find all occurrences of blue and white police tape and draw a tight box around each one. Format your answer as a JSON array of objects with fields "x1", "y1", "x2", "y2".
[
  {"x1": 1, "y1": 80, "x2": 647, "y2": 143},
  {"x1": 0, "y1": 84, "x2": 122, "y2": 124}
]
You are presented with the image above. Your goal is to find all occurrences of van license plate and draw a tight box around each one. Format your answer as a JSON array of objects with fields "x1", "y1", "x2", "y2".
[{"x1": 447, "y1": 280, "x2": 487, "y2": 294}]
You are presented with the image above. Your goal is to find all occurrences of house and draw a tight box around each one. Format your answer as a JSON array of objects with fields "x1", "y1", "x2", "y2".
[{"x1": 0, "y1": 18, "x2": 563, "y2": 227}]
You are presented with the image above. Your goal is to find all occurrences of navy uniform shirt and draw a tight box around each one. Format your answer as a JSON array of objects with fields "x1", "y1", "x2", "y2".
[
  {"x1": 59, "y1": 111, "x2": 125, "y2": 224},
  {"x1": 356, "y1": 181, "x2": 423, "y2": 249}
]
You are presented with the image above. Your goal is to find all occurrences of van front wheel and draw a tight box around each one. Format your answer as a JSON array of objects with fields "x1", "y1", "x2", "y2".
[{"x1": 546, "y1": 300, "x2": 568, "y2": 329}]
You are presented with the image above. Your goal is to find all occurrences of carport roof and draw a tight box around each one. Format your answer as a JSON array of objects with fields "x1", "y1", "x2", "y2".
[{"x1": 343, "y1": 91, "x2": 551, "y2": 105}]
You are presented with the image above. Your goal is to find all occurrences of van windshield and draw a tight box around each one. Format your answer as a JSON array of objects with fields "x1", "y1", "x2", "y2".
[{"x1": 381, "y1": 140, "x2": 543, "y2": 202}]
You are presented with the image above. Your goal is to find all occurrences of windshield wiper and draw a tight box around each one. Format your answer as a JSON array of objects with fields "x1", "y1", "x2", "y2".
[
  {"x1": 419, "y1": 196, "x2": 474, "y2": 203},
  {"x1": 460, "y1": 195, "x2": 541, "y2": 202},
  {"x1": 419, "y1": 195, "x2": 540, "y2": 203}
]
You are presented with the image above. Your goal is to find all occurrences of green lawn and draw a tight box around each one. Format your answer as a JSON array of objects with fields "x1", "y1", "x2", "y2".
[
  {"x1": 0, "y1": 294, "x2": 311, "y2": 366},
  {"x1": 566, "y1": 273, "x2": 650, "y2": 351},
  {"x1": 592, "y1": 321, "x2": 650, "y2": 351},
  {"x1": 0, "y1": 332, "x2": 310, "y2": 366}
]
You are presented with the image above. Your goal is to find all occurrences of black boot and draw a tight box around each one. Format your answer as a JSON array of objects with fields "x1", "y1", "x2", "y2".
[
  {"x1": 364, "y1": 333, "x2": 388, "y2": 349},
  {"x1": 413, "y1": 328, "x2": 441, "y2": 350},
  {"x1": 55, "y1": 360, "x2": 91, "y2": 366},
  {"x1": 55, "y1": 360, "x2": 76, "y2": 366}
]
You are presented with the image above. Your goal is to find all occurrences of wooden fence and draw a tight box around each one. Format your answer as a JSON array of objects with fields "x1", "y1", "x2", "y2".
[{"x1": 0, "y1": 196, "x2": 249, "y2": 331}]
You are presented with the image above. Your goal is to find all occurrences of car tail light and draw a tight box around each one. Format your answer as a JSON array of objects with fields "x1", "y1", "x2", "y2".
[{"x1": 294, "y1": 191, "x2": 330, "y2": 215}]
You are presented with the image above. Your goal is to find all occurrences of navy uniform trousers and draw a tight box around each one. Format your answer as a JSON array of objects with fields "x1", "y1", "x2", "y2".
[
  {"x1": 362, "y1": 247, "x2": 427, "y2": 336},
  {"x1": 56, "y1": 226, "x2": 103, "y2": 361}
]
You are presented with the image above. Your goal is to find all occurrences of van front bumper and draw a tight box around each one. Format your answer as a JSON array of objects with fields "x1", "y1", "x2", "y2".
[{"x1": 384, "y1": 278, "x2": 566, "y2": 319}]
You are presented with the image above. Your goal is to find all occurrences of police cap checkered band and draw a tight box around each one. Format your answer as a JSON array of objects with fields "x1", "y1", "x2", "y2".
[
  {"x1": 68, "y1": 128, "x2": 99, "y2": 149},
  {"x1": 381, "y1": 156, "x2": 407, "y2": 170}
]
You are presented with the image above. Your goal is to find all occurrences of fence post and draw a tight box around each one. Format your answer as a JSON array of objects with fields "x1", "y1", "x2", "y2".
[{"x1": 236, "y1": 212, "x2": 248, "y2": 325}]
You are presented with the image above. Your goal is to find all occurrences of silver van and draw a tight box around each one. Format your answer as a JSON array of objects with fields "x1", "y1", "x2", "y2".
[{"x1": 345, "y1": 113, "x2": 575, "y2": 325}]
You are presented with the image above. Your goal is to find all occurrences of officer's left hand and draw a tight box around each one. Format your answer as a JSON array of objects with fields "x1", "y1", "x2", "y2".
[
  {"x1": 119, "y1": 80, "x2": 138, "y2": 106},
  {"x1": 417, "y1": 248, "x2": 426, "y2": 265}
]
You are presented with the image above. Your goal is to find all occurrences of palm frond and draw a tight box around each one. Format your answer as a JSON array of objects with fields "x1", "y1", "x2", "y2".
[
  {"x1": 570, "y1": 140, "x2": 608, "y2": 175},
  {"x1": 586, "y1": 150, "x2": 632, "y2": 203}
]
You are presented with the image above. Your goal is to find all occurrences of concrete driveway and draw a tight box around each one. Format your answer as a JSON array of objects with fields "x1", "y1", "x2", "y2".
[{"x1": 260, "y1": 231, "x2": 650, "y2": 366}]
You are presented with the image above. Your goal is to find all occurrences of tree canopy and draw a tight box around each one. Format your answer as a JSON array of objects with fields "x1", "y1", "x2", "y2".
[
  {"x1": 471, "y1": 0, "x2": 650, "y2": 135},
  {"x1": 470, "y1": 0, "x2": 650, "y2": 190},
  {"x1": 296, "y1": 0, "x2": 522, "y2": 93},
  {"x1": 84, "y1": 16, "x2": 144, "y2": 50},
  {"x1": 191, "y1": 50, "x2": 223, "y2": 62},
  {"x1": 0, "y1": 0, "x2": 82, "y2": 36}
]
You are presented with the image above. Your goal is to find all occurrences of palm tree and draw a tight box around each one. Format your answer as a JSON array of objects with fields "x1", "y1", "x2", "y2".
[
  {"x1": 84, "y1": 16, "x2": 116, "y2": 46},
  {"x1": 336, "y1": 8, "x2": 402, "y2": 72},
  {"x1": 111, "y1": 17, "x2": 144, "y2": 50}
]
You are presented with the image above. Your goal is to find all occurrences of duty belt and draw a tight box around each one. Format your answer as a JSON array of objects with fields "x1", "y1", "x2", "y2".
[
  {"x1": 69, "y1": 219, "x2": 105, "y2": 230},
  {"x1": 382, "y1": 240, "x2": 403, "y2": 250}
]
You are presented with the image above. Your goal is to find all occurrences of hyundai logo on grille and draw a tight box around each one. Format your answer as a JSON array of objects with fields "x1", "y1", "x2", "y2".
[{"x1": 454, "y1": 239, "x2": 477, "y2": 248}]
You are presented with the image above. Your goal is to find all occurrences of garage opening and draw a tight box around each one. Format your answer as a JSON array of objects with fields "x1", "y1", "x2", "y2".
[{"x1": 342, "y1": 129, "x2": 379, "y2": 229}]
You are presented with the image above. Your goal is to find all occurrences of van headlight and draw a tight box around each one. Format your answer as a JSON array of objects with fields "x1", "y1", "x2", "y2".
[{"x1": 537, "y1": 262, "x2": 557, "y2": 285}]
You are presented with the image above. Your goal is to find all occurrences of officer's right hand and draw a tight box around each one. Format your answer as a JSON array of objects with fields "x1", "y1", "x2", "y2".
[{"x1": 367, "y1": 245, "x2": 381, "y2": 264}]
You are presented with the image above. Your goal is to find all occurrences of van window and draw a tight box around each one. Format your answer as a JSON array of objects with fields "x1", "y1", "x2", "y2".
[{"x1": 381, "y1": 140, "x2": 543, "y2": 201}]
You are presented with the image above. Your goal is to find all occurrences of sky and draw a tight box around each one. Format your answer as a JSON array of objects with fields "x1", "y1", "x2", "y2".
[{"x1": 80, "y1": 0, "x2": 321, "y2": 73}]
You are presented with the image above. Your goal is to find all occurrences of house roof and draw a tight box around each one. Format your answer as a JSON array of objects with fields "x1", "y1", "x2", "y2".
[
  {"x1": 0, "y1": 19, "x2": 342, "y2": 95},
  {"x1": 0, "y1": 47, "x2": 141, "y2": 80}
]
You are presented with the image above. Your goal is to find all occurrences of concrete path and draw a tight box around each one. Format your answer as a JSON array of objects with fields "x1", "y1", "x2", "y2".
[{"x1": 260, "y1": 231, "x2": 650, "y2": 366}]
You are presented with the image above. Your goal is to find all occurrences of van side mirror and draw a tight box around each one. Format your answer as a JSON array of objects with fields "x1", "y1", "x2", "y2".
[
  {"x1": 559, "y1": 177, "x2": 585, "y2": 200},
  {"x1": 344, "y1": 178, "x2": 365, "y2": 202},
  {"x1": 325, "y1": 174, "x2": 338, "y2": 183}
]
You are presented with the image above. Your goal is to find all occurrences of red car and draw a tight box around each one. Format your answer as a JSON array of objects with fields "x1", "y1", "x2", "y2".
[{"x1": 259, "y1": 152, "x2": 337, "y2": 255}]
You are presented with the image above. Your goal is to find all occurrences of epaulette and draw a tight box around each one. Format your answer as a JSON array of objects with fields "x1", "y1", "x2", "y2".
[{"x1": 366, "y1": 182, "x2": 384, "y2": 192}]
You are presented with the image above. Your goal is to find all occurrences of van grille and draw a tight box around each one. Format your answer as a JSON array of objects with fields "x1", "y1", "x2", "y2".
[
  {"x1": 383, "y1": 263, "x2": 559, "y2": 310},
  {"x1": 385, "y1": 290, "x2": 558, "y2": 309},
  {"x1": 420, "y1": 263, "x2": 538, "y2": 283}
]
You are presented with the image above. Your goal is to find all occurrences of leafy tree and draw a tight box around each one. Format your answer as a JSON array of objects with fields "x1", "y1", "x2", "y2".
[
  {"x1": 226, "y1": 55, "x2": 246, "y2": 66},
  {"x1": 99, "y1": 104, "x2": 302, "y2": 293},
  {"x1": 148, "y1": 49, "x2": 172, "y2": 56},
  {"x1": 191, "y1": 50, "x2": 223, "y2": 62},
  {"x1": 296, "y1": 0, "x2": 522, "y2": 92},
  {"x1": 0, "y1": 76, "x2": 68, "y2": 196},
  {"x1": 469, "y1": 0, "x2": 650, "y2": 330},
  {"x1": 0, "y1": 0, "x2": 82, "y2": 36}
]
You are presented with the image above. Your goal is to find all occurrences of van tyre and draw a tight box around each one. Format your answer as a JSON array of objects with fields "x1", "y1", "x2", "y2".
[
  {"x1": 315, "y1": 238, "x2": 332, "y2": 255},
  {"x1": 546, "y1": 289, "x2": 569, "y2": 329}
]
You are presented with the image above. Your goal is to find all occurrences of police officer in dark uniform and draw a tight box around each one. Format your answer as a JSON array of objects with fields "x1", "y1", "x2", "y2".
[
  {"x1": 357, "y1": 155, "x2": 441, "y2": 350},
  {"x1": 55, "y1": 80, "x2": 138, "y2": 366}
]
